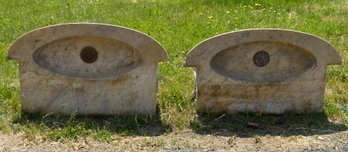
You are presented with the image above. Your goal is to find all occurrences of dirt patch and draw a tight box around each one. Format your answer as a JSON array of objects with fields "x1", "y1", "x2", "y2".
[{"x1": 0, "y1": 130, "x2": 347, "y2": 152}]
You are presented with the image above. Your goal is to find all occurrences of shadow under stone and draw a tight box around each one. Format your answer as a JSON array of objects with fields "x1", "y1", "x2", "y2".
[
  {"x1": 13, "y1": 107, "x2": 172, "y2": 137},
  {"x1": 191, "y1": 112, "x2": 347, "y2": 137}
]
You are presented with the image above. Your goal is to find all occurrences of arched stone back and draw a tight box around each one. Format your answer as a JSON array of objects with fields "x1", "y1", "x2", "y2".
[
  {"x1": 8, "y1": 23, "x2": 167, "y2": 115},
  {"x1": 184, "y1": 29, "x2": 341, "y2": 113}
]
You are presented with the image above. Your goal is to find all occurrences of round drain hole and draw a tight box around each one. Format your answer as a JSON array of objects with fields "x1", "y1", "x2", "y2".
[
  {"x1": 253, "y1": 51, "x2": 270, "y2": 67},
  {"x1": 80, "y1": 47, "x2": 98, "y2": 63}
]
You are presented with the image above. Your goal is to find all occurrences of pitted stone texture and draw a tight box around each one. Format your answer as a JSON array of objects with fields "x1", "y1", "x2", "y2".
[
  {"x1": 184, "y1": 29, "x2": 341, "y2": 114},
  {"x1": 8, "y1": 23, "x2": 167, "y2": 115}
]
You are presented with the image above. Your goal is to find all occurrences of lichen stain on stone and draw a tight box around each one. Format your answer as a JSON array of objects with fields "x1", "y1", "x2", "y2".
[
  {"x1": 197, "y1": 83, "x2": 299, "y2": 112},
  {"x1": 203, "y1": 99, "x2": 232, "y2": 112},
  {"x1": 127, "y1": 92, "x2": 138, "y2": 107},
  {"x1": 111, "y1": 75, "x2": 130, "y2": 89},
  {"x1": 299, "y1": 99, "x2": 313, "y2": 112},
  {"x1": 199, "y1": 83, "x2": 291, "y2": 99}
]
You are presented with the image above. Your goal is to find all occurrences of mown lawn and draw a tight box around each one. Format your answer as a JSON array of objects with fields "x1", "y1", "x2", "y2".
[{"x1": 0, "y1": 0, "x2": 347, "y2": 142}]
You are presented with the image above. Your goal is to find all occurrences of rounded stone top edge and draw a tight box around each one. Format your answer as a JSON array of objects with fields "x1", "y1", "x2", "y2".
[
  {"x1": 184, "y1": 28, "x2": 341, "y2": 67},
  {"x1": 7, "y1": 23, "x2": 168, "y2": 62}
]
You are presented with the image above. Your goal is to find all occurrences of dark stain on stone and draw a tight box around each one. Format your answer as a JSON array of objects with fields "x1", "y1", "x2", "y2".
[
  {"x1": 127, "y1": 93, "x2": 137, "y2": 107},
  {"x1": 301, "y1": 99, "x2": 312, "y2": 112},
  {"x1": 199, "y1": 83, "x2": 291, "y2": 102},
  {"x1": 111, "y1": 76, "x2": 130, "y2": 89}
]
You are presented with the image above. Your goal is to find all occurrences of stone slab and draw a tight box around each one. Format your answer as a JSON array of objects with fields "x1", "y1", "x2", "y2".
[
  {"x1": 184, "y1": 29, "x2": 341, "y2": 113},
  {"x1": 8, "y1": 23, "x2": 167, "y2": 115}
]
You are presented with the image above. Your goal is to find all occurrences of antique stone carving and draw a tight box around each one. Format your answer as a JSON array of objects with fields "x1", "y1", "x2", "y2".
[
  {"x1": 8, "y1": 23, "x2": 167, "y2": 115},
  {"x1": 184, "y1": 29, "x2": 341, "y2": 113}
]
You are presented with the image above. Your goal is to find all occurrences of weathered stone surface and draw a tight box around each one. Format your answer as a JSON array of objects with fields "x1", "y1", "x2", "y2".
[
  {"x1": 184, "y1": 29, "x2": 341, "y2": 114},
  {"x1": 8, "y1": 23, "x2": 167, "y2": 115}
]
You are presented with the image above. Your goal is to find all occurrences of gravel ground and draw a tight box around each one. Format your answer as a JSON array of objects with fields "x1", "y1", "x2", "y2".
[{"x1": 0, "y1": 130, "x2": 347, "y2": 152}]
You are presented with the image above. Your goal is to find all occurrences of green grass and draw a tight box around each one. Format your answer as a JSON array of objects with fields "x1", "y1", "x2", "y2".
[{"x1": 0, "y1": 0, "x2": 347, "y2": 141}]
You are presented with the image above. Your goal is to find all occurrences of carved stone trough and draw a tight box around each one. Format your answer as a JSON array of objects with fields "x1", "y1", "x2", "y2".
[
  {"x1": 184, "y1": 29, "x2": 341, "y2": 114},
  {"x1": 8, "y1": 23, "x2": 167, "y2": 115}
]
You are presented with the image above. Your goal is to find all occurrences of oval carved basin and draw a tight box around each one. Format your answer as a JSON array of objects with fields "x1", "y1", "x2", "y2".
[
  {"x1": 210, "y1": 41, "x2": 316, "y2": 83},
  {"x1": 33, "y1": 36, "x2": 142, "y2": 78}
]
